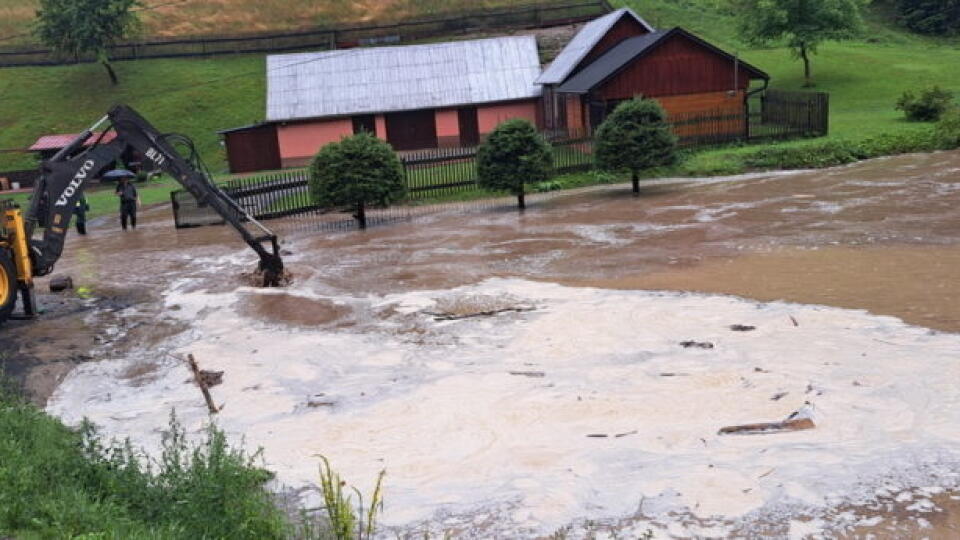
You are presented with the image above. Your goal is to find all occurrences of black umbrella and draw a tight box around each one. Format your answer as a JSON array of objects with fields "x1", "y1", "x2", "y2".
[{"x1": 101, "y1": 169, "x2": 136, "y2": 181}]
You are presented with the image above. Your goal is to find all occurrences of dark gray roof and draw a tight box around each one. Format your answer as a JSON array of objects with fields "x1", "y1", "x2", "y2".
[
  {"x1": 556, "y1": 27, "x2": 769, "y2": 94},
  {"x1": 535, "y1": 7, "x2": 655, "y2": 85},
  {"x1": 217, "y1": 122, "x2": 272, "y2": 135}
]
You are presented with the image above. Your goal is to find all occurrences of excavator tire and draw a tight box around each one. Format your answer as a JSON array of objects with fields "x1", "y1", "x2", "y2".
[{"x1": 0, "y1": 249, "x2": 16, "y2": 325}]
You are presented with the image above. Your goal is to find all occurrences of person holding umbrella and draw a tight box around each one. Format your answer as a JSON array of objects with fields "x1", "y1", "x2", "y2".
[{"x1": 108, "y1": 169, "x2": 140, "y2": 230}]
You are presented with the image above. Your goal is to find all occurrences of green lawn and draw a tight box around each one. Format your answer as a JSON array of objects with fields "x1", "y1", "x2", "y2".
[
  {"x1": 617, "y1": 0, "x2": 960, "y2": 140},
  {"x1": 4, "y1": 176, "x2": 180, "y2": 220}
]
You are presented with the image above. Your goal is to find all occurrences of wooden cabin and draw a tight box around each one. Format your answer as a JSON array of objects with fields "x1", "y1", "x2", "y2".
[
  {"x1": 218, "y1": 8, "x2": 772, "y2": 173},
  {"x1": 552, "y1": 27, "x2": 768, "y2": 136}
]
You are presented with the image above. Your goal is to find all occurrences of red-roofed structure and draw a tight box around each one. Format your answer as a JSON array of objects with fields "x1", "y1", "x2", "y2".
[{"x1": 28, "y1": 131, "x2": 118, "y2": 152}]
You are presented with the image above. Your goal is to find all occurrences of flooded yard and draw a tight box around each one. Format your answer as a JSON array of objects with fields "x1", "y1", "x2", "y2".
[{"x1": 7, "y1": 150, "x2": 960, "y2": 537}]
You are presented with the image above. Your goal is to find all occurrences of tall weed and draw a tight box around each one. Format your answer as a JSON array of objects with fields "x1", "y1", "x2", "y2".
[{"x1": 302, "y1": 455, "x2": 385, "y2": 540}]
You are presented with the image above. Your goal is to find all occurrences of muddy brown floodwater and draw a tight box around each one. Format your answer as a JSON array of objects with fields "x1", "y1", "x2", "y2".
[
  {"x1": 3, "y1": 150, "x2": 960, "y2": 536},
  {"x1": 279, "y1": 150, "x2": 960, "y2": 333},
  {"x1": 7, "y1": 148, "x2": 960, "y2": 404}
]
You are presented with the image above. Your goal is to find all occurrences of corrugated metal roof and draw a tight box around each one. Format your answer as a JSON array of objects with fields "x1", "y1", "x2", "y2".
[
  {"x1": 535, "y1": 8, "x2": 655, "y2": 86},
  {"x1": 266, "y1": 36, "x2": 543, "y2": 122},
  {"x1": 556, "y1": 27, "x2": 770, "y2": 94},
  {"x1": 28, "y1": 131, "x2": 117, "y2": 151}
]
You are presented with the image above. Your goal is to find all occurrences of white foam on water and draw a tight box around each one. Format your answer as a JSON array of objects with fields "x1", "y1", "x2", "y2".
[{"x1": 46, "y1": 278, "x2": 960, "y2": 536}]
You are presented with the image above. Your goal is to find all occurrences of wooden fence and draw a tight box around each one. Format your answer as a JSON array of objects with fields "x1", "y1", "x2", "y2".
[
  {"x1": 0, "y1": 0, "x2": 611, "y2": 67},
  {"x1": 171, "y1": 90, "x2": 829, "y2": 228}
]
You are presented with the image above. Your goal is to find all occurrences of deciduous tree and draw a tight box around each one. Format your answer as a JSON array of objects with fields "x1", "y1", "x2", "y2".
[
  {"x1": 594, "y1": 99, "x2": 678, "y2": 195},
  {"x1": 308, "y1": 133, "x2": 406, "y2": 229},
  {"x1": 34, "y1": 0, "x2": 140, "y2": 85},
  {"x1": 730, "y1": 0, "x2": 867, "y2": 86},
  {"x1": 476, "y1": 119, "x2": 552, "y2": 210}
]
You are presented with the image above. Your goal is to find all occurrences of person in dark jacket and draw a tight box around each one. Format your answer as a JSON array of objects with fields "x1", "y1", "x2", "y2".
[
  {"x1": 73, "y1": 194, "x2": 90, "y2": 235},
  {"x1": 115, "y1": 176, "x2": 140, "y2": 230}
]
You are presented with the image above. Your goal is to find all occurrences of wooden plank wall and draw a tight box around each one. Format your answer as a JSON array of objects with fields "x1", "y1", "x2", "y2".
[
  {"x1": 597, "y1": 34, "x2": 755, "y2": 100},
  {"x1": 224, "y1": 125, "x2": 281, "y2": 174}
]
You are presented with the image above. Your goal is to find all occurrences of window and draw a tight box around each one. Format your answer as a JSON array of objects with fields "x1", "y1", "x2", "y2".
[{"x1": 352, "y1": 115, "x2": 376, "y2": 135}]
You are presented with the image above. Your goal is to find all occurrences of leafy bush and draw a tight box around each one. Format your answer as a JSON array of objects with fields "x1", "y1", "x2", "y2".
[
  {"x1": 740, "y1": 128, "x2": 940, "y2": 170},
  {"x1": 532, "y1": 179, "x2": 564, "y2": 192},
  {"x1": 895, "y1": 86, "x2": 954, "y2": 121},
  {"x1": 309, "y1": 133, "x2": 406, "y2": 228},
  {"x1": 476, "y1": 118, "x2": 552, "y2": 210},
  {"x1": 590, "y1": 170, "x2": 621, "y2": 184},
  {"x1": 935, "y1": 107, "x2": 960, "y2": 149},
  {"x1": 0, "y1": 396, "x2": 288, "y2": 539},
  {"x1": 595, "y1": 98, "x2": 678, "y2": 194}
]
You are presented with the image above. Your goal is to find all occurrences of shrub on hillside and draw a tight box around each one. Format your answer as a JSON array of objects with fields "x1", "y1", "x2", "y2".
[
  {"x1": 476, "y1": 119, "x2": 552, "y2": 210},
  {"x1": 895, "y1": 86, "x2": 954, "y2": 122},
  {"x1": 595, "y1": 98, "x2": 678, "y2": 195},
  {"x1": 309, "y1": 133, "x2": 406, "y2": 229},
  {"x1": 934, "y1": 107, "x2": 960, "y2": 149}
]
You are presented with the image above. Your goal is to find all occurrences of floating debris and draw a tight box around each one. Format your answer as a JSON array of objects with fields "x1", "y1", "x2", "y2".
[
  {"x1": 187, "y1": 354, "x2": 220, "y2": 414},
  {"x1": 730, "y1": 324, "x2": 756, "y2": 332},
  {"x1": 428, "y1": 306, "x2": 535, "y2": 321},
  {"x1": 719, "y1": 402, "x2": 816, "y2": 435},
  {"x1": 509, "y1": 370, "x2": 545, "y2": 378},
  {"x1": 680, "y1": 340, "x2": 714, "y2": 349},
  {"x1": 307, "y1": 400, "x2": 336, "y2": 408},
  {"x1": 49, "y1": 275, "x2": 74, "y2": 292}
]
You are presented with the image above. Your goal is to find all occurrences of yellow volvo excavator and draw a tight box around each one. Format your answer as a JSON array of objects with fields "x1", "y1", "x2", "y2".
[{"x1": 0, "y1": 105, "x2": 284, "y2": 325}]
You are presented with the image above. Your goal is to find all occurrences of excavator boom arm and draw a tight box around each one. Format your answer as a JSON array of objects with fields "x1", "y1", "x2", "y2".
[{"x1": 26, "y1": 105, "x2": 284, "y2": 284}]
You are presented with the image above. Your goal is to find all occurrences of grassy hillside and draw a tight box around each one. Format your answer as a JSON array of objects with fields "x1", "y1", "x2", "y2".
[
  {"x1": 617, "y1": 0, "x2": 960, "y2": 141},
  {"x1": 0, "y1": 55, "x2": 264, "y2": 172},
  {"x1": 0, "y1": 0, "x2": 522, "y2": 45},
  {"x1": 1, "y1": 0, "x2": 958, "y2": 175}
]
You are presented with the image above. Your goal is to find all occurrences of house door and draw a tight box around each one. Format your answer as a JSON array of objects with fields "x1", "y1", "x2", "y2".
[
  {"x1": 588, "y1": 101, "x2": 607, "y2": 132},
  {"x1": 385, "y1": 109, "x2": 438, "y2": 151},
  {"x1": 457, "y1": 107, "x2": 479, "y2": 147}
]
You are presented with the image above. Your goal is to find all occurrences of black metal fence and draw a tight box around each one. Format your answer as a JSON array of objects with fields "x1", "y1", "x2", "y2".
[
  {"x1": 171, "y1": 89, "x2": 829, "y2": 228},
  {"x1": 0, "y1": 0, "x2": 611, "y2": 68},
  {"x1": 171, "y1": 169, "x2": 316, "y2": 228},
  {"x1": 751, "y1": 90, "x2": 830, "y2": 139}
]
